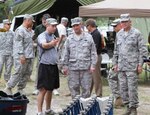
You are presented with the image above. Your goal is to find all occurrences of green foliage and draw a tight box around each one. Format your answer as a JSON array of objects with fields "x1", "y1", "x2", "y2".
[
  {"x1": 83, "y1": 17, "x2": 112, "y2": 27},
  {"x1": 0, "y1": 0, "x2": 13, "y2": 22},
  {"x1": 95, "y1": 17, "x2": 109, "y2": 26}
]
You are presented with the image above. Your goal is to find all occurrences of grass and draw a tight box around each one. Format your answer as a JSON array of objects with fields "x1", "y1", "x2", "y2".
[{"x1": 0, "y1": 59, "x2": 150, "y2": 114}]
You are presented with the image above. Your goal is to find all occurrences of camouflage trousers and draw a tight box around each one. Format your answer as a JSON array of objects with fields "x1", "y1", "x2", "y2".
[
  {"x1": 107, "y1": 69, "x2": 121, "y2": 99},
  {"x1": 0, "y1": 55, "x2": 13, "y2": 81},
  {"x1": 68, "y1": 70, "x2": 92, "y2": 99},
  {"x1": 57, "y1": 43, "x2": 65, "y2": 71},
  {"x1": 7, "y1": 58, "x2": 33, "y2": 90},
  {"x1": 118, "y1": 71, "x2": 139, "y2": 108}
]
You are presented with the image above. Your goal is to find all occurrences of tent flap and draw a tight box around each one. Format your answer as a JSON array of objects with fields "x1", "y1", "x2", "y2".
[
  {"x1": 79, "y1": 0, "x2": 150, "y2": 39},
  {"x1": 77, "y1": 0, "x2": 102, "y2": 6},
  {"x1": 13, "y1": 0, "x2": 56, "y2": 16},
  {"x1": 132, "y1": 18, "x2": 150, "y2": 39},
  {"x1": 79, "y1": 0, "x2": 150, "y2": 17},
  {"x1": 80, "y1": 8, "x2": 150, "y2": 17}
]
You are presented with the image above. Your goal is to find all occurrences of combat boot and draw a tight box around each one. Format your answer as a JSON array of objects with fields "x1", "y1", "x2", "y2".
[
  {"x1": 122, "y1": 106, "x2": 131, "y2": 115},
  {"x1": 130, "y1": 107, "x2": 137, "y2": 115},
  {"x1": 114, "y1": 96, "x2": 124, "y2": 108}
]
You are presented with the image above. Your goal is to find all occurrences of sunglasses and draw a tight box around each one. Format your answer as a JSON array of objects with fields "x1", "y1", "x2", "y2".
[
  {"x1": 6, "y1": 23, "x2": 11, "y2": 25},
  {"x1": 121, "y1": 21, "x2": 129, "y2": 23}
]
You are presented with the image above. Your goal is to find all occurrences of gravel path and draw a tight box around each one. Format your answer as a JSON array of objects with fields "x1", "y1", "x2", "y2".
[
  {"x1": 1, "y1": 77, "x2": 150, "y2": 115},
  {"x1": 25, "y1": 77, "x2": 150, "y2": 115}
]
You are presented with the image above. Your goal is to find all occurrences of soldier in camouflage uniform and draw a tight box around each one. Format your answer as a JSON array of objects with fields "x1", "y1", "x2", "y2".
[
  {"x1": 107, "y1": 18, "x2": 123, "y2": 108},
  {"x1": 62, "y1": 17, "x2": 97, "y2": 99},
  {"x1": 4, "y1": 14, "x2": 35, "y2": 95},
  {"x1": 113, "y1": 14, "x2": 148, "y2": 115},
  {"x1": 0, "y1": 19, "x2": 14, "y2": 82}
]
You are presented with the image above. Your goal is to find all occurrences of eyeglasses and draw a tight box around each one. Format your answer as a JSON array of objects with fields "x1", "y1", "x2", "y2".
[
  {"x1": 113, "y1": 25, "x2": 117, "y2": 27},
  {"x1": 6, "y1": 23, "x2": 11, "y2": 26}
]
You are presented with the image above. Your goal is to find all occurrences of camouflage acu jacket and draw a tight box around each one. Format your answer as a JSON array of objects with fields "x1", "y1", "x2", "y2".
[
  {"x1": 113, "y1": 27, "x2": 148, "y2": 71},
  {"x1": 0, "y1": 30, "x2": 14, "y2": 55},
  {"x1": 62, "y1": 32, "x2": 97, "y2": 70}
]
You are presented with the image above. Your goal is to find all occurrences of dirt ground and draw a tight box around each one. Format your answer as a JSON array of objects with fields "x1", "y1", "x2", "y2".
[{"x1": 0, "y1": 75, "x2": 150, "y2": 115}]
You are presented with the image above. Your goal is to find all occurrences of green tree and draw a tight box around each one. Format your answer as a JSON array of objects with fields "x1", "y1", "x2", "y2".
[{"x1": 0, "y1": 0, "x2": 13, "y2": 22}]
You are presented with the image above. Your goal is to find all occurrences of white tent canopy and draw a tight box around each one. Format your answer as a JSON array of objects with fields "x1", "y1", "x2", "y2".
[
  {"x1": 79, "y1": 0, "x2": 150, "y2": 39},
  {"x1": 79, "y1": 0, "x2": 150, "y2": 17}
]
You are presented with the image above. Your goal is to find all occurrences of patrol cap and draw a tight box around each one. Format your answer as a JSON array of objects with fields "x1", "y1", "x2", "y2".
[
  {"x1": 23, "y1": 14, "x2": 35, "y2": 22},
  {"x1": 77, "y1": 17, "x2": 83, "y2": 22},
  {"x1": 120, "y1": 13, "x2": 130, "y2": 22},
  {"x1": 46, "y1": 18, "x2": 58, "y2": 25},
  {"x1": 71, "y1": 17, "x2": 82, "y2": 26},
  {"x1": 61, "y1": 17, "x2": 68, "y2": 23},
  {"x1": 111, "y1": 18, "x2": 121, "y2": 27},
  {"x1": 3, "y1": 19, "x2": 12, "y2": 24},
  {"x1": 42, "y1": 13, "x2": 51, "y2": 20}
]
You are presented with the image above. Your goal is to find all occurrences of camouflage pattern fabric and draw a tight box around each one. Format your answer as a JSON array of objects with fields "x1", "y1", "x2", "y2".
[
  {"x1": 113, "y1": 27, "x2": 148, "y2": 108},
  {"x1": 7, "y1": 25, "x2": 34, "y2": 90},
  {"x1": 0, "y1": 31, "x2": 14, "y2": 81},
  {"x1": 107, "y1": 68, "x2": 121, "y2": 98},
  {"x1": 118, "y1": 71, "x2": 139, "y2": 108},
  {"x1": 62, "y1": 32, "x2": 97, "y2": 99},
  {"x1": 68, "y1": 70, "x2": 92, "y2": 99},
  {"x1": 13, "y1": 25, "x2": 34, "y2": 58},
  {"x1": 113, "y1": 27, "x2": 148, "y2": 71},
  {"x1": 7, "y1": 58, "x2": 33, "y2": 90},
  {"x1": 62, "y1": 32, "x2": 97, "y2": 70}
]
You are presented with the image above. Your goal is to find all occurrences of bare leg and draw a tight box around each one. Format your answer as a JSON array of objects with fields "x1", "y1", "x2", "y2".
[
  {"x1": 37, "y1": 88, "x2": 47, "y2": 112},
  {"x1": 45, "y1": 90, "x2": 53, "y2": 110}
]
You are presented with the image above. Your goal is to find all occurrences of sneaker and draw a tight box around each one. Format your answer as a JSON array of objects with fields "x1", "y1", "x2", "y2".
[
  {"x1": 45, "y1": 109, "x2": 56, "y2": 115},
  {"x1": 4, "y1": 87, "x2": 12, "y2": 95},
  {"x1": 32, "y1": 89, "x2": 39, "y2": 95},
  {"x1": 53, "y1": 89, "x2": 59, "y2": 96},
  {"x1": 37, "y1": 112, "x2": 44, "y2": 115}
]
